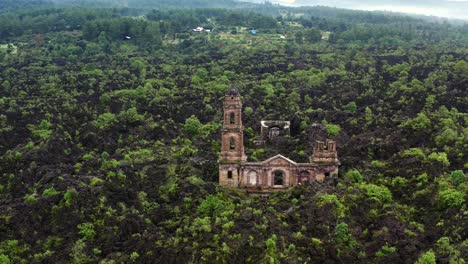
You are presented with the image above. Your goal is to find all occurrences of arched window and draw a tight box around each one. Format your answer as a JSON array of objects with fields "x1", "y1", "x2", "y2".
[
  {"x1": 230, "y1": 112, "x2": 235, "y2": 125},
  {"x1": 269, "y1": 127, "x2": 281, "y2": 138},
  {"x1": 229, "y1": 137, "x2": 236, "y2": 151},
  {"x1": 248, "y1": 170, "x2": 257, "y2": 185},
  {"x1": 273, "y1": 170, "x2": 284, "y2": 186}
]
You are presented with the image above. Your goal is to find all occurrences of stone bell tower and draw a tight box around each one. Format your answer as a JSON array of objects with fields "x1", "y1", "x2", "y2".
[
  {"x1": 312, "y1": 139, "x2": 339, "y2": 164},
  {"x1": 219, "y1": 87, "x2": 247, "y2": 186}
]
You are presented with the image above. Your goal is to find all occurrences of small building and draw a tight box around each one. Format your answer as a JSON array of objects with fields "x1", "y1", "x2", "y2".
[
  {"x1": 250, "y1": 30, "x2": 257, "y2": 35},
  {"x1": 192, "y1": 27, "x2": 204, "y2": 32},
  {"x1": 219, "y1": 87, "x2": 340, "y2": 193}
]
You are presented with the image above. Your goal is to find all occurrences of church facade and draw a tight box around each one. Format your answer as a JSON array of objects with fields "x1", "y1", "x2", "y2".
[{"x1": 219, "y1": 88, "x2": 340, "y2": 191}]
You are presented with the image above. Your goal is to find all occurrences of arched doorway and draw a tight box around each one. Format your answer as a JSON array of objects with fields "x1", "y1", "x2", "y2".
[
  {"x1": 273, "y1": 170, "x2": 285, "y2": 186},
  {"x1": 298, "y1": 171, "x2": 310, "y2": 185},
  {"x1": 248, "y1": 170, "x2": 257, "y2": 186}
]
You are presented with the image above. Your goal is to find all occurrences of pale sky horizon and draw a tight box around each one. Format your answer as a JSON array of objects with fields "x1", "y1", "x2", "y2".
[{"x1": 271, "y1": 0, "x2": 468, "y2": 20}]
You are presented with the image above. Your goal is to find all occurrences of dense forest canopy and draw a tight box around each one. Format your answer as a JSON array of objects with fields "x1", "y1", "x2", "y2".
[{"x1": 0, "y1": 1, "x2": 467, "y2": 263}]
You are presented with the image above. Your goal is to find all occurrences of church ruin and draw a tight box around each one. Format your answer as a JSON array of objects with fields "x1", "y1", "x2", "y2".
[{"x1": 219, "y1": 87, "x2": 340, "y2": 192}]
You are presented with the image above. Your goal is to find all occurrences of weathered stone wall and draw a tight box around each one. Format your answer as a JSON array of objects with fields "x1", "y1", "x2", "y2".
[
  {"x1": 218, "y1": 88, "x2": 340, "y2": 191},
  {"x1": 219, "y1": 164, "x2": 241, "y2": 187}
]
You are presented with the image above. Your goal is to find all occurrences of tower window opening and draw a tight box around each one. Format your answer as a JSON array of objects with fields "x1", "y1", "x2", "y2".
[
  {"x1": 230, "y1": 112, "x2": 235, "y2": 125},
  {"x1": 230, "y1": 137, "x2": 236, "y2": 151},
  {"x1": 228, "y1": 171, "x2": 233, "y2": 179}
]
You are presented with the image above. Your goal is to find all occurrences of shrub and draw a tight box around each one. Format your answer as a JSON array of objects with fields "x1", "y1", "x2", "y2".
[
  {"x1": 101, "y1": 159, "x2": 120, "y2": 170},
  {"x1": 325, "y1": 124, "x2": 341, "y2": 137},
  {"x1": 0, "y1": 254, "x2": 10, "y2": 264},
  {"x1": 401, "y1": 148, "x2": 426, "y2": 160},
  {"x1": 402, "y1": 112, "x2": 431, "y2": 130},
  {"x1": 187, "y1": 176, "x2": 204, "y2": 186},
  {"x1": 118, "y1": 107, "x2": 144, "y2": 125},
  {"x1": 291, "y1": 198, "x2": 299, "y2": 205},
  {"x1": 449, "y1": 170, "x2": 465, "y2": 186},
  {"x1": 344, "y1": 169, "x2": 363, "y2": 183},
  {"x1": 318, "y1": 194, "x2": 346, "y2": 218},
  {"x1": 362, "y1": 184, "x2": 392, "y2": 203},
  {"x1": 371, "y1": 160, "x2": 387, "y2": 168},
  {"x1": 428, "y1": 152, "x2": 450, "y2": 167},
  {"x1": 0, "y1": 240, "x2": 29, "y2": 260},
  {"x1": 90, "y1": 177, "x2": 104, "y2": 186},
  {"x1": 130, "y1": 252, "x2": 140, "y2": 262},
  {"x1": 70, "y1": 239, "x2": 89, "y2": 264},
  {"x1": 197, "y1": 194, "x2": 234, "y2": 218},
  {"x1": 222, "y1": 221, "x2": 234, "y2": 232},
  {"x1": 138, "y1": 191, "x2": 159, "y2": 214},
  {"x1": 415, "y1": 250, "x2": 436, "y2": 264},
  {"x1": 82, "y1": 153, "x2": 93, "y2": 161},
  {"x1": 439, "y1": 189, "x2": 465, "y2": 209},
  {"x1": 77, "y1": 223, "x2": 96, "y2": 241},
  {"x1": 375, "y1": 244, "x2": 397, "y2": 257},
  {"x1": 43, "y1": 187, "x2": 60, "y2": 197},
  {"x1": 190, "y1": 217, "x2": 212, "y2": 234},
  {"x1": 334, "y1": 222, "x2": 357, "y2": 248},
  {"x1": 184, "y1": 115, "x2": 202, "y2": 136},
  {"x1": 30, "y1": 119, "x2": 53, "y2": 140},
  {"x1": 265, "y1": 234, "x2": 279, "y2": 264},
  {"x1": 95, "y1": 113, "x2": 117, "y2": 129},
  {"x1": 391, "y1": 177, "x2": 408, "y2": 188},
  {"x1": 63, "y1": 188, "x2": 77, "y2": 207},
  {"x1": 343, "y1": 101, "x2": 357, "y2": 113},
  {"x1": 294, "y1": 231, "x2": 304, "y2": 239},
  {"x1": 244, "y1": 106, "x2": 254, "y2": 116},
  {"x1": 24, "y1": 193, "x2": 38, "y2": 204}
]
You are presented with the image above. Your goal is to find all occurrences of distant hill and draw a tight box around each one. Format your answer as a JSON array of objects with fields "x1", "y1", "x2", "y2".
[
  {"x1": 0, "y1": 0, "x2": 53, "y2": 12},
  {"x1": 50, "y1": 0, "x2": 242, "y2": 8},
  {"x1": 0, "y1": 0, "x2": 249, "y2": 12}
]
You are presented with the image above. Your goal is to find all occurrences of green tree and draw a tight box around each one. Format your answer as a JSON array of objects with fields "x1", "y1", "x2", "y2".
[
  {"x1": 325, "y1": 124, "x2": 341, "y2": 137},
  {"x1": 77, "y1": 223, "x2": 96, "y2": 241},
  {"x1": 449, "y1": 170, "x2": 465, "y2": 186},
  {"x1": 0, "y1": 254, "x2": 10, "y2": 264},
  {"x1": 95, "y1": 113, "x2": 117, "y2": 130},
  {"x1": 402, "y1": 112, "x2": 431, "y2": 130},
  {"x1": 30, "y1": 119, "x2": 53, "y2": 141},
  {"x1": 97, "y1": 31, "x2": 111, "y2": 53},
  {"x1": 428, "y1": 152, "x2": 450, "y2": 167},
  {"x1": 344, "y1": 169, "x2": 363, "y2": 183},
  {"x1": 343, "y1": 102, "x2": 357, "y2": 113},
  {"x1": 334, "y1": 222, "x2": 357, "y2": 248},
  {"x1": 439, "y1": 189, "x2": 465, "y2": 209},
  {"x1": 304, "y1": 28, "x2": 321, "y2": 42},
  {"x1": 415, "y1": 250, "x2": 436, "y2": 264},
  {"x1": 362, "y1": 184, "x2": 393, "y2": 203},
  {"x1": 184, "y1": 115, "x2": 202, "y2": 136},
  {"x1": 264, "y1": 234, "x2": 279, "y2": 264},
  {"x1": 453, "y1": 60, "x2": 468, "y2": 81}
]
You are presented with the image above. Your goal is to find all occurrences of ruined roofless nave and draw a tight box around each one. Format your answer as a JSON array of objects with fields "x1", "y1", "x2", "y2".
[{"x1": 219, "y1": 87, "x2": 340, "y2": 192}]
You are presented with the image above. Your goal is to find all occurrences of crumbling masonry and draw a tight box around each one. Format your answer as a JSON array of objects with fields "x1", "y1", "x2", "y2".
[{"x1": 219, "y1": 88, "x2": 340, "y2": 191}]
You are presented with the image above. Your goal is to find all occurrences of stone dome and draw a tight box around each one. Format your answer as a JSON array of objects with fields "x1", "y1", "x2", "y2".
[{"x1": 226, "y1": 87, "x2": 240, "y2": 96}]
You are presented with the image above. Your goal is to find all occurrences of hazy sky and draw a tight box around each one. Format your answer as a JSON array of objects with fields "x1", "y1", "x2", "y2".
[{"x1": 272, "y1": 0, "x2": 468, "y2": 20}]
